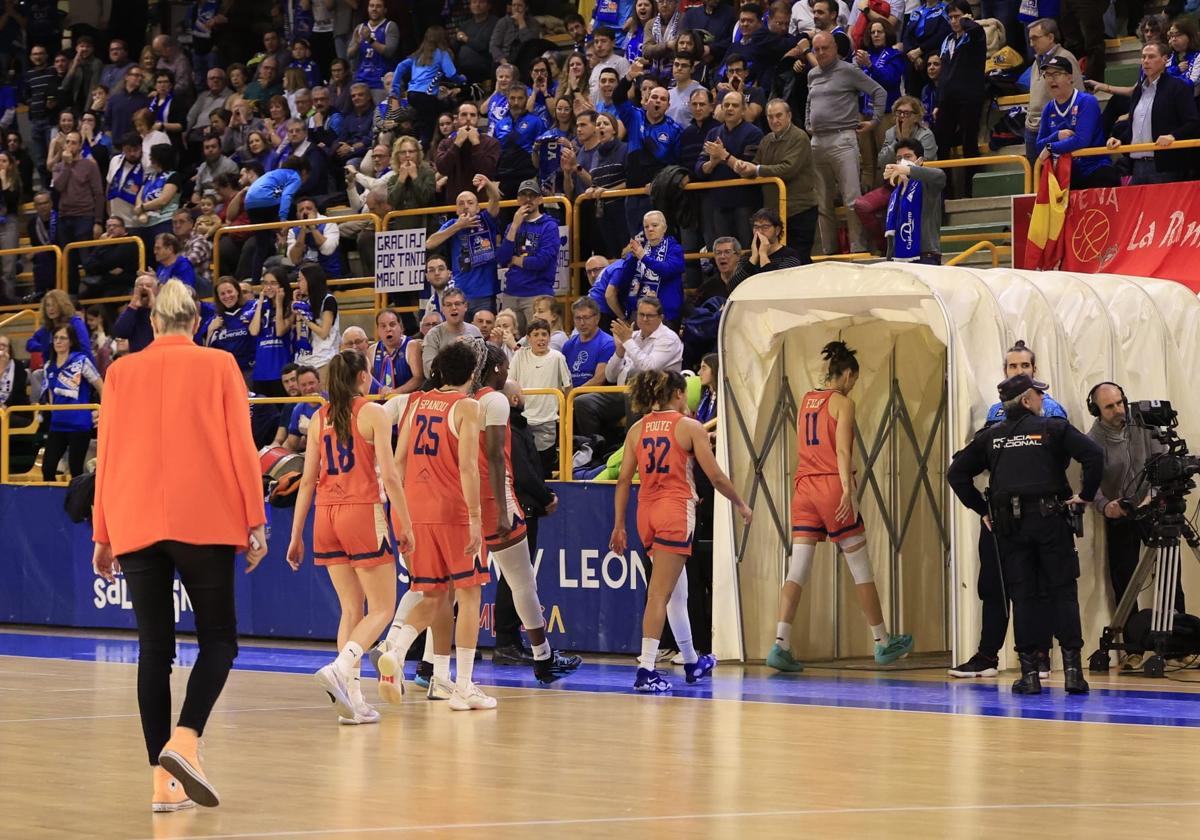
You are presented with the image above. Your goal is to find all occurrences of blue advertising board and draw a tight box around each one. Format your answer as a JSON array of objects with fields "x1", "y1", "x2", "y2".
[{"x1": 0, "y1": 483, "x2": 648, "y2": 653}]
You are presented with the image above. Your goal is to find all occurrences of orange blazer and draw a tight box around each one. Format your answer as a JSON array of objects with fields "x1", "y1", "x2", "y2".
[{"x1": 93, "y1": 334, "x2": 266, "y2": 556}]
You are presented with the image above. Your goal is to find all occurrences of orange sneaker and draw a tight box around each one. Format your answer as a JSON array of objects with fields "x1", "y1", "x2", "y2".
[
  {"x1": 158, "y1": 728, "x2": 220, "y2": 808},
  {"x1": 151, "y1": 766, "x2": 195, "y2": 813}
]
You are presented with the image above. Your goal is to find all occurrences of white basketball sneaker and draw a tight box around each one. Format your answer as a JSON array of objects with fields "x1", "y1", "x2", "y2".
[
  {"x1": 449, "y1": 682, "x2": 497, "y2": 711},
  {"x1": 426, "y1": 675, "x2": 453, "y2": 701}
]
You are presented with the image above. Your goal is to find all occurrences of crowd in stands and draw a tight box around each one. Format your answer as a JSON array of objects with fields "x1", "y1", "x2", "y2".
[{"x1": 2, "y1": 0, "x2": 1199, "y2": 482}]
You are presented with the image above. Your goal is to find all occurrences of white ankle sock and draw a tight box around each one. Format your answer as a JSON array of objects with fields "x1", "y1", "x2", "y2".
[
  {"x1": 349, "y1": 662, "x2": 364, "y2": 706},
  {"x1": 433, "y1": 654, "x2": 451, "y2": 683},
  {"x1": 677, "y1": 637, "x2": 698, "y2": 665},
  {"x1": 456, "y1": 648, "x2": 476, "y2": 690},
  {"x1": 870, "y1": 623, "x2": 888, "y2": 643},
  {"x1": 531, "y1": 641, "x2": 551, "y2": 661},
  {"x1": 335, "y1": 641, "x2": 363, "y2": 679},
  {"x1": 638, "y1": 637, "x2": 659, "y2": 672},
  {"x1": 775, "y1": 622, "x2": 792, "y2": 651},
  {"x1": 388, "y1": 625, "x2": 419, "y2": 663}
]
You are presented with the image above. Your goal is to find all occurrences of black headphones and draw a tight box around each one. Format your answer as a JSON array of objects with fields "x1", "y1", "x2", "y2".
[{"x1": 1086, "y1": 381, "x2": 1127, "y2": 417}]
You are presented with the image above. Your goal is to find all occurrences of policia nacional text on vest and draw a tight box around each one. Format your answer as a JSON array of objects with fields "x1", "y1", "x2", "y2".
[{"x1": 948, "y1": 374, "x2": 1104, "y2": 695}]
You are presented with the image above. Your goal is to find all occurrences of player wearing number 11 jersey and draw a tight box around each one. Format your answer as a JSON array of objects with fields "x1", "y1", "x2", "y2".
[
  {"x1": 287, "y1": 350, "x2": 415, "y2": 725},
  {"x1": 768, "y1": 341, "x2": 914, "y2": 674},
  {"x1": 611, "y1": 370, "x2": 753, "y2": 694}
]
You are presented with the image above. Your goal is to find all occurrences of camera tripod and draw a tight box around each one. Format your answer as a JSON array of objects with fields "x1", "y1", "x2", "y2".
[{"x1": 1089, "y1": 519, "x2": 1200, "y2": 677}]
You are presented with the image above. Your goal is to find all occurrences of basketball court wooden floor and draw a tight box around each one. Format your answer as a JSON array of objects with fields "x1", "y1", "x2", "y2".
[{"x1": 3, "y1": 629, "x2": 1200, "y2": 840}]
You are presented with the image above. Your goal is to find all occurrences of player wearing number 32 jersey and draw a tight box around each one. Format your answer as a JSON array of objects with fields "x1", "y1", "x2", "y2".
[
  {"x1": 611, "y1": 370, "x2": 752, "y2": 695},
  {"x1": 287, "y1": 350, "x2": 415, "y2": 726},
  {"x1": 768, "y1": 341, "x2": 914, "y2": 675}
]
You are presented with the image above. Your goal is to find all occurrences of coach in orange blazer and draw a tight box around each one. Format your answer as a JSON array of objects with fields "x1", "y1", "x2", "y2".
[{"x1": 92, "y1": 281, "x2": 267, "y2": 814}]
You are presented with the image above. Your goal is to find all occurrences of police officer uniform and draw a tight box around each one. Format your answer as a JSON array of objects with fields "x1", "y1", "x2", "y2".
[{"x1": 948, "y1": 374, "x2": 1104, "y2": 695}]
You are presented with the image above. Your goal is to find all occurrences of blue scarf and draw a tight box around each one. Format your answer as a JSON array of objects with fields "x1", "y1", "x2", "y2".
[
  {"x1": 909, "y1": 2, "x2": 948, "y2": 38},
  {"x1": 885, "y1": 177, "x2": 923, "y2": 261}
]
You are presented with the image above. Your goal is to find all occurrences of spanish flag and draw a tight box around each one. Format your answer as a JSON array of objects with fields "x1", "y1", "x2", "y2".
[{"x1": 1024, "y1": 155, "x2": 1072, "y2": 270}]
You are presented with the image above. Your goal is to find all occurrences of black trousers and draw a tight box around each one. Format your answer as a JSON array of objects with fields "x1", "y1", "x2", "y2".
[
  {"x1": 1061, "y1": 0, "x2": 1108, "y2": 81},
  {"x1": 977, "y1": 526, "x2": 1052, "y2": 658},
  {"x1": 933, "y1": 98, "x2": 983, "y2": 196},
  {"x1": 247, "y1": 205, "x2": 279, "y2": 283},
  {"x1": 786, "y1": 207, "x2": 818, "y2": 265},
  {"x1": 42, "y1": 429, "x2": 91, "y2": 481},
  {"x1": 120, "y1": 541, "x2": 239, "y2": 766},
  {"x1": 997, "y1": 513, "x2": 1084, "y2": 654},
  {"x1": 1106, "y1": 517, "x2": 1186, "y2": 614},
  {"x1": 573, "y1": 392, "x2": 628, "y2": 449},
  {"x1": 494, "y1": 517, "x2": 539, "y2": 648}
]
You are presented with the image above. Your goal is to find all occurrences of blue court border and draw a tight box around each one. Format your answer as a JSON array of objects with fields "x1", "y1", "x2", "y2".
[{"x1": 4, "y1": 631, "x2": 1200, "y2": 728}]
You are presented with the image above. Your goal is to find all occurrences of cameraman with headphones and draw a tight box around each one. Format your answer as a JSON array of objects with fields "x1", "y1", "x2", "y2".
[
  {"x1": 1085, "y1": 382, "x2": 1184, "y2": 619},
  {"x1": 949, "y1": 373, "x2": 1104, "y2": 696}
]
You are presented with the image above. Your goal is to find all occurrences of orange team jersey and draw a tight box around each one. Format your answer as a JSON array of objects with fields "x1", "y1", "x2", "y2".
[
  {"x1": 315, "y1": 398, "x2": 383, "y2": 506},
  {"x1": 637, "y1": 410, "x2": 697, "y2": 502},
  {"x1": 405, "y1": 390, "x2": 470, "y2": 524},
  {"x1": 476, "y1": 386, "x2": 527, "y2": 546},
  {"x1": 475, "y1": 386, "x2": 514, "y2": 503},
  {"x1": 795, "y1": 390, "x2": 842, "y2": 480}
]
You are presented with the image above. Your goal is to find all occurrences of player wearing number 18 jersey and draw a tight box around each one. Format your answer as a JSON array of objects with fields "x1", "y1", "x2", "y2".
[
  {"x1": 611, "y1": 370, "x2": 752, "y2": 694},
  {"x1": 768, "y1": 341, "x2": 914, "y2": 674},
  {"x1": 287, "y1": 350, "x2": 414, "y2": 725}
]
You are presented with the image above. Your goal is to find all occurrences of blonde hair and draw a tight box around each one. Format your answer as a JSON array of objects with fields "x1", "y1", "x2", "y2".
[
  {"x1": 391, "y1": 134, "x2": 424, "y2": 167},
  {"x1": 152, "y1": 279, "x2": 199, "y2": 333},
  {"x1": 40, "y1": 289, "x2": 76, "y2": 329}
]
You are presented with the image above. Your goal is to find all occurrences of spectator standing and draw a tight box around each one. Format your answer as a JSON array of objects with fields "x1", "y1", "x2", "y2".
[
  {"x1": 696, "y1": 235, "x2": 742, "y2": 304},
  {"x1": 567, "y1": 111, "x2": 629, "y2": 259},
  {"x1": 419, "y1": 288, "x2": 483, "y2": 377},
  {"x1": 349, "y1": 0, "x2": 399, "y2": 104},
  {"x1": 61, "y1": 36, "x2": 104, "y2": 114},
  {"x1": 697, "y1": 90, "x2": 764, "y2": 255},
  {"x1": 99, "y1": 39, "x2": 135, "y2": 94},
  {"x1": 686, "y1": 0, "x2": 738, "y2": 50},
  {"x1": 26, "y1": 289, "x2": 92, "y2": 366},
  {"x1": 0, "y1": 334, "x2": 30, "y2": 419},
  {"x1": 293, "y1": 263, "x2": 341, "y2": 379},
  {"x1": 883, "y1": 138, "x2": 946, "y2": 264},
  {"x1": 856, "y1": 21, "x2": 906, "y2": 190},
  {"x1": 1060, "y1": 0, "x2": 1106, "y2": 83},
  {"x1": 247, "y1": 266, "x2": 296, "y2": 397},
  {"x1": 490, "y1": 0, "x2": 542, "y2": 66},
  {"x1": 510, "y1": 318, "x2": 571, "y2": 476},
  {"x1": 1107, "y1": 42, "x2": 1200, "y2": 185},
  {"x1": 533, "y1": 99, "x2": 575, "y2": 196},
  {"x1": 385, "y1": 135, "x2": 437, "y2": 225},
  {"x1": 425, "y1": 175, "x2": 502, "y2": 314},
  {"x1": 902, "y1": 0, "x2": 951, "y2": 94},
  {"x1": 420, "y1": 254, "x2": 453, "y2": 317},
  {"x1": 436, "y1": 101, "x2": 501, "y2": 200},
  {"x1": 1025, "y1": 19, "x2": 1083, "y2": 163},
  {"x1": 7, "y1": 130, "x2": 34, "y2": 196},
  {"x1": 25, "y1": 192, "x2": 57, "y2": 300},
  {"x1": 563, "y1": 297, "x2": 616, "y2": 388},
  {"x1": 456, "y1": 0, "x2": 499, "y2": 83},
  {"x1": 497, "y1": 179, "x2": 561, "y2": 330},
  {"x1": 274, "y1": 119, "x2": 329, "y2": 195},
  {"x1": 131, "y1": 144, "x2": 183, "y2": 252},
  {"x1": 366, "y1": 308, "x2": 424, "y2": 395},
  {"x1": 187, "y1": 68, "x2": 232, "y2": 147},
  {"x1": 667, "y1": 55, "x2": 705, "y2": 127},
  {"x1": 624, "y1": 85, "x2": 682, "y2": 232},
  {"x1": 154, "y1": 233, "x2": 198, "y2": 288},
  {"x1": 205, "y1": 278, "x2": 255, "y2": 380},
  {"x1": 1166, "y1": 19, "x2": 1200, "y2": 92},
  {"x1": 933, "y1": 2, "x2": 986, "y2": 192},
  {"x1": 589, "y1": 27, "x2": 632, "y2": 101},
  {"x1": 106, "y1": 133, "x2": 146, "y2": 225},
  {"x1": 112, "y1": 274, "x2": 158, "y2": 353},
  {"x1": 0, "y1": 147, "x2": 17, "y2": 303},
  {"x1": 1036, "y1": 57, "x2": 1120, "y2": 189},
  {"x1": 147, "y1": 70, "x2": 187, "y2": 151},
  {"x1": 244, "y1": 57, "x2": 283, "y2": 111},
  {"x1": 172, "y1": 210, "x2": 214, "y2": 292},
  {"x1": 243, "y1": 157, "x2": 308, "y2": 282},
  {"x1": 152, "y1": 35, "x2": 193, "y2": 99},
  {"x1": 612, "y1": 210, "x2": 685, "y2": 324},
  {"x1": 40, "y1": 323, "x2": 103, "y2": 481},
  {"x1": 334, "y1": 84, "x2": 376, "y2": 169},
  {"x1": 805, "y1": 31, "x2": 884, "y2": 255},
  {"x1": 391, "y1": 27, "x2": 466, "y2": 150},
  {"x1": 22, "y1": 45, "x2": 59, "y2": 185},
  {"x1": 496, "y1": 86, "x2": 547, "y2": 199},
  {"x1": 51, "y1": 131, "x2": 105, "y2": 295},
  {"x1": 731, "y1": 98, "x2": 818, "y2": 263}
]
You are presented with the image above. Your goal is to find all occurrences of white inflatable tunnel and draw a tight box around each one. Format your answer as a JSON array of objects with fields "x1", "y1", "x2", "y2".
[{"x1": 711, "y1": 262, "x2": 1200, "y2": 665}]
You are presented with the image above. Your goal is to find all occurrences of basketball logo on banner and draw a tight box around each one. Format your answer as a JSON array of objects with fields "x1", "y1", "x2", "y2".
[{"x1": 1071, "y1": 209, "x2": 1110, "y2": 263}]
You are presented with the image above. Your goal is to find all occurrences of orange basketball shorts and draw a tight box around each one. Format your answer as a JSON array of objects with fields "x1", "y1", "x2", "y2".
[
  {"x1": 791, "y1": 474, "x2": 865, "y2": 544},
  {"x1": 637, "y1": 496, "x2": 696, "y2": 557},
  {"x1": 313, "y1": 503, "x2": 394, "y2": 568},
  {"x1": 409, "y1": 522, "x2": 490, "y2": 592},
  {"x1": 482, "y1": 494, "x2": 527, "y2": 548}
]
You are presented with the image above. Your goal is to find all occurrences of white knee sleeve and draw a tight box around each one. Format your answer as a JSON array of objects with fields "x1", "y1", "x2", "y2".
[
  {"x1": 842, "y1": 542, "x2": 874, "y2": 585},
  {"x1": 665, "y1": 568, "x2": 692, "y2": 641},
  {"x1": 786, "y1": 543, "x2": 816, "y2": 586},
  {"x1": 492, "y1": 540, "x2": 545, "y2": 631}
]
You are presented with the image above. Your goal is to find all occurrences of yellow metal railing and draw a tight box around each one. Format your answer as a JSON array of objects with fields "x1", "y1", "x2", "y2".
[
  {"x1": 0, "y1": 308, "x2": 38, "y2": 330},
  {"x1": 946, "y1": 240, "x2": 1001, "y2": 268},
  {"x1": 1032, "y1": 137, "x2": 1200, "y2": 186},
  {"x1": 925, "y1": 154, "x2": 1032, "y2": 194},
  {"x1": 520, "y1": 387, "x2": 569, "y2": 478},
  {"x1": 561, "y1": 384, "x2": 629, "y2": 482},
  {"x1": 569, "y1": 178, "x2": 786, "y2": 288},
  {"x1": 0, "y1": 245, "x2": 62, "y2": 313},
  {"x1": 1, "y1": 403, "x2": 99, "y2": 485},
  {"x1": 61, "y1": 237, "x2": 147, "y2": 294}
]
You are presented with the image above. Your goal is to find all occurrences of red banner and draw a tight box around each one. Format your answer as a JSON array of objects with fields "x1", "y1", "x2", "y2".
[{"x1": 1012, "y1": 182, "x2": 1200, "y2": 292}]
